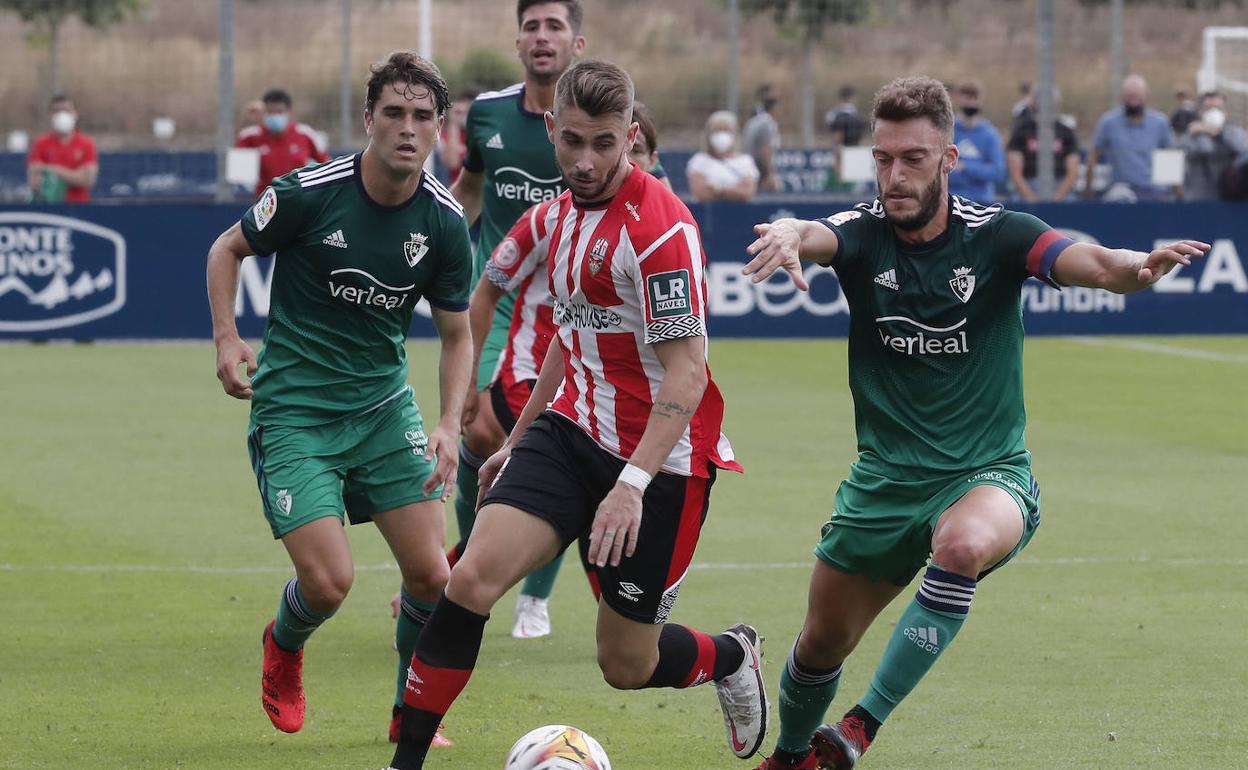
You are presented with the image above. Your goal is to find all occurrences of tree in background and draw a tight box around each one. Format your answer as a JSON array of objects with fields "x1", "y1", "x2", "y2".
[
  {"x1": 742, "y1": 0, "x2": 870, "y2": 146},
  {"x1": 1, "y1": 0, "x2": 140, "y2": 97}
]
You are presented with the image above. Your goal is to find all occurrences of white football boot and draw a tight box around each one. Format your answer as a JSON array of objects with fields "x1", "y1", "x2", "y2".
[{"x1": 715, "y1": 623, "x2": 769, "y2": 759}]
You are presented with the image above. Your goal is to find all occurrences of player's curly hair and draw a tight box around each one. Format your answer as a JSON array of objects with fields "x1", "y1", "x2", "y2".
[
  {"x1": 553, "y1": 60, "x2": 633, "y2": 123},
  {"x1": 872, "y1": 76, "x2": 954, "y2": 140},
  {"x1": 364, "y1": 51, "x2": 451, "y2": 117}
]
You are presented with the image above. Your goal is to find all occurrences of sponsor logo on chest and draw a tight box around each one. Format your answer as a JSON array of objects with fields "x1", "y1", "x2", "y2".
[{"x1": 492, "y1": 166, "x2": 563, "y2": 204}]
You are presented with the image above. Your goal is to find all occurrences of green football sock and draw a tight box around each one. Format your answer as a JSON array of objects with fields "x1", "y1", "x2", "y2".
[
  {"x1": 453, "y1": 441, "x2": 486, "y2": 543},
  {"x1": 520, "y1": 551, "x2": 564, "y2": 600},
  {"x1": 775, "y1": 640, "x2": 843, "y2": 755},
  {"x1": 272, "y1": 578, "x2": 336, "y2": 652},
  {"x1": 859, "y1": 565, "x2": 976, "y2": 723},
  {"x1": 394, "y1": 588, "x2": 436, "y2": 706}
]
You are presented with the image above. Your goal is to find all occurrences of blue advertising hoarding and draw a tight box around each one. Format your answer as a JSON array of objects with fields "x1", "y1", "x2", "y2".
[{"x1": 0, "y1": 201, "x2": 1244, "y2": 340}]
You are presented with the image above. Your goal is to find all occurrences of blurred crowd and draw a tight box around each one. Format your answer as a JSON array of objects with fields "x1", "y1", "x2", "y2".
[{"x1": 16, "y1": 75, "x2": 1248, "y2": 205}]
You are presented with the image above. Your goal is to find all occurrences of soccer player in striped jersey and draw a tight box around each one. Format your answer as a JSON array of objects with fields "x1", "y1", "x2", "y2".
[
  {"x1": 742, "y1": 77, "x2": 1208, "y2": 770},
  {"x1": 387, "y1": 61, "x2": 768, "y2": 770},
  {"x1": 205, "y1": 52, "x2": 472, "y2": 746},
  {"x1": 443, "y1": 0, "x2": 587, "y2": 640}
]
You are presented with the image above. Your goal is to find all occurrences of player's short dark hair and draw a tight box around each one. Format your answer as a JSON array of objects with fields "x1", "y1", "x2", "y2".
[
  {"x1": 517, "y1": 0, "x2": 583, "y2": 33},
  {"x1": 262, "y1": 88, "x2": 292, "y2": 107},
  {"x1": 365, "y1": 50, "x2": 451, "y2": 117},
  {"x1": 872, "y1": 76, "x2": 954, "y2": 140},
  {"x1": 632, "y1": 101, "x2": 658, "y2": 152},
  {"x1": 48, "y1": 93, "x2": 73, "y2": 109},
  {"x1": 554, "y1": 60, "x2": 633, "y2": 123}
]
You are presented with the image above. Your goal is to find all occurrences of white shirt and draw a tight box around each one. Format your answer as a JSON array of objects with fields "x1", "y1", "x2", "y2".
[{"x1": 685, "y1": 152, "x2": 759, "y2": 193}]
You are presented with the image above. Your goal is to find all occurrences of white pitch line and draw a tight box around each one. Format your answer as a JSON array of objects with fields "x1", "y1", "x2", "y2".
[
  {"x1": 1068, "y1": 336, "x2": 1248, "y2": 363},
  {"x1": 2, "y1": 556, "x2": 1247, "y2": 574}
]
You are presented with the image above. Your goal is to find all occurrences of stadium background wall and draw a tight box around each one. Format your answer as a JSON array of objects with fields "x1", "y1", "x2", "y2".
[{"x1": 0, "y1": 202, "x2": 1244, "y2": 340}]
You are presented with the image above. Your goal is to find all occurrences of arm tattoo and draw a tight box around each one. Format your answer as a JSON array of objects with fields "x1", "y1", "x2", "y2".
[{"x1": 653, "y1": 399, "x2": 695, "y2": 419}]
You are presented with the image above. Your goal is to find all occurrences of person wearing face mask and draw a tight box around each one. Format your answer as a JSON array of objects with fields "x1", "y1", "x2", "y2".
[
  {"x1": 947, "y1": 80, "x2": 1005, "y2": 202},
  {"x1": 236, "y1": 88, "x2": 329, "y2": 198},
  {"x1": 687, "y1": 110, "x2": 760, "y2": 202},
  {"x1": 26, "y1": 94, "x2": 98, "y2": 204},
  {"x1": 1086, "y1": 74, "x2": 1176, "y2": 201},
  {"x1": 1177, "y1": 91, "x2": 1248, "y2": 201}
]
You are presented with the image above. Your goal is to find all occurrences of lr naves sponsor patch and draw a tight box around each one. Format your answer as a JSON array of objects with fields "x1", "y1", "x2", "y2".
[
  {"x1": 645, "y1": 269, "x2": 692, "y2": 319},
  {"x1": 0, "y1": 213, "x2": 126, "y2": 333}
]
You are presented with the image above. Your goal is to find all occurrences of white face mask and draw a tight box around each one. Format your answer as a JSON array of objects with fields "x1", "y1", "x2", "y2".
[
  {"x1": 1203, "y1": 107, "x2": 1226, "y2": 133},
  {"x1": 51, "y1": 110, "x2": 76, "y2": 135},
  {"x1": 709, "y1": 130, "x2": 735, "y2": 154}
]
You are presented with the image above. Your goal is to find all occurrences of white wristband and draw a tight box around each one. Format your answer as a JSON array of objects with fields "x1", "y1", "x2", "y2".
[{"x1": 617, "y1": 463, "x2": 652, "y2": 492}]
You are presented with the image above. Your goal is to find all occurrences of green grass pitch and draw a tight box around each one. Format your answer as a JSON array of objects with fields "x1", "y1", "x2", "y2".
[{"x1": 2, "y1": 336, "x2": 1246, "y2": 769}]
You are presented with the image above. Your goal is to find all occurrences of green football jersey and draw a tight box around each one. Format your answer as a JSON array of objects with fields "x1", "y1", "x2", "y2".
[
  {"x1": 462, "y1": 83, "x2": 565, "y2": 321},
  {"x1": 240, "y1": 153, "x2": 472, "y2": 427},
  {"x1": 821, "y1": 196, "x2": 1075, "y2": 477}
]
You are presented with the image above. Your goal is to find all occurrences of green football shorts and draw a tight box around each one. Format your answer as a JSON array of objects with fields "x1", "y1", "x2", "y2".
[
  {"x1": 815, "y1": 459, "x2": 1042, "y2": 585},
  {"x1": 247, "y1": 388, "x2": 441, "y2": 538}
]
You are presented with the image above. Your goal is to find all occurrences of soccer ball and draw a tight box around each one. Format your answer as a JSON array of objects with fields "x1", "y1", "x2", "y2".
[{"x1": 504, "y1": 724, "x2": 612, "y2": 770}]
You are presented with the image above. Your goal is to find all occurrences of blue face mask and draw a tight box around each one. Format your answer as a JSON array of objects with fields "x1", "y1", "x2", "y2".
[{"x1": 264, "y1": 114, "x2": 289, "y2": 133}]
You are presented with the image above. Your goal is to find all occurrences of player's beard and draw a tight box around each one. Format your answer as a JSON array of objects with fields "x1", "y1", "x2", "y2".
[
  {"x1": 569, "y1": 150, "x2": 628, "y2": 206},
  {"x1": 887, "y1": 172, "x2": 944, "y2": 232}
]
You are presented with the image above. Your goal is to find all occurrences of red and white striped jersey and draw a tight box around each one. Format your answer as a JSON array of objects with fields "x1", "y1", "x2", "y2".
[
  {"x1": 484, "y1": 202, "x2": 558, "y2": 393},
  {"x1": 542, "y1": 165, "x2": 740, "y2": 478}
]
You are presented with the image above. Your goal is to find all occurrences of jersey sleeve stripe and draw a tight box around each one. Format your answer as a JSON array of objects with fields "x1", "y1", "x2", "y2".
[
  {"x1": 300, "y1": 168, "x2": 354, "y2": 188},
  {"x1": 635, "y1": 221, "x2": 689, "y2": 264},
  {"x1": 297, "y1": 155, "x2": 354, "y2": 182},
  {"x1": 422, "y1": 180, "x2": 465, "y2": 217},
  {"x1": 1026, "y1": 229, "x2": 1074, "y2": 289}
]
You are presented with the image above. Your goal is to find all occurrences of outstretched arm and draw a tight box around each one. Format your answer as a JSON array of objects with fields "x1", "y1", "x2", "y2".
[
  {"x1": 1052, "y1": 239, "x2": 1210, "y2": 294},
  {"x1": 741, "y1": 217, "x2": 841, "y2": 290}
]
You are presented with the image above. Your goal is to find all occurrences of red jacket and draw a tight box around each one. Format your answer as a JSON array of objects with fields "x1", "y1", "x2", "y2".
[
  {"x1": 28, "y1": 130, "x2": 97, "y2": 203},
  {"x1": 236, "y1": 122, "x2": 329, "y2": 196}
]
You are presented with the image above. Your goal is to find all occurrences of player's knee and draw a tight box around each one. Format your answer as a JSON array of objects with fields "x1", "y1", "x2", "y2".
[
  {"x1": 401, "y1": 560, "x2": 450, "y2": 602},
  {"x1": 931, "y1": 535, "x2": 995, "y2": 578},
  {"x1": 299, "y1": 568, "x2": 353, "y2": 613},
  {"x1": 463, "y1": 409, "x2": 504, "y2": 457},
  {"x1": 798, "y1": 623, "x2": 860, "y2": 665},
  {"x1": 444, "y1": 555, "x2": 505, "y2": 613},
  {"x1": 596, "y1": 648, "x2": 655, "y2": 690}
]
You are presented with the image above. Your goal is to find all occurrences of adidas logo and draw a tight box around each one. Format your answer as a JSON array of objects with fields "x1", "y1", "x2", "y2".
[
  {"x1": 874, "y1": 268, "x2": 899, "y2": 290},
  {"x1": 322, "y1": 229, "x2": 348, "y2": 248},
  {"x1": 486, "y1": 133, "x2": 504, "y2": 149},
  {"x1": 903, "y1": 625, "x2": 940, "y2": 653}
]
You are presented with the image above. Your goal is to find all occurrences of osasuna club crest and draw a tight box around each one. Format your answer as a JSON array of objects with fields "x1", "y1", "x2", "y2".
[
  {"x1": 405, "y1": 232, "x2": 429, "y2": 267},
  {"x1": 588, "y1": 237, "x2": 609, "y2": 275},
  {"x1": 949, "y1": 265, "x2": 976, "y2": 303}
]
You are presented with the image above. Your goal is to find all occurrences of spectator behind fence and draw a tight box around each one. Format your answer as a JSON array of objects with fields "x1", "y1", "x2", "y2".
[
  {"x1": 27, "y1": 94, "x2": 98, "y2": 204},
  {"x1": 948, "y1": 79, "x2": 1005, "y2": 201},
  {"x1": 629, "y1": 101, "x2": 673, "y2": 190},
  {"x1": 1177, "y1": 91, "x2": 1248, "y2": 201},
  {"x1": 236, "y1": 88, "x2": 329, "y2": 197},
  {"x1": 1086, "y1": 74, "x2": 1176, "y2": 201},
  {"x1": 241, "y1": 99, "x2": 265, "y2": 130},
  {"x1": 686, "y1": 110, "x2": 758, "y2": 202},
  {"x1": 826, "y1": 85, "x2": 866, "y2": 146},
  {"x1": 439, "y1": 85, "x2": 479, "y2": 185},
  {"x1": 742, "y1": 83, "x2": 781, "y2": 191},
  {"x1": 1011, "y1": 81, "x2": 1034, "y2": 126},
  {"x1": 1006, "y1": 88, "x2": 1080, "y2": 201},
  {"x1": 1170, "y1": 89, "x2": 1198, "y2": 136}
]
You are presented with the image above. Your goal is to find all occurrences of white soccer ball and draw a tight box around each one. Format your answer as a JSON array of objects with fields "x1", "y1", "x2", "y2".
[{"x1": 504, "y1": 724, "x2": 612, "y2": 770}]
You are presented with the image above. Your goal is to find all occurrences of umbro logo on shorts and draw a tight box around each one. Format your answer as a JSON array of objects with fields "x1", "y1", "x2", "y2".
[{"x1": 617, "y1": 582, "x2": 644, "y2": 602}]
